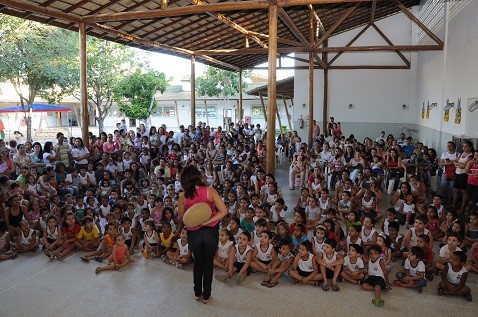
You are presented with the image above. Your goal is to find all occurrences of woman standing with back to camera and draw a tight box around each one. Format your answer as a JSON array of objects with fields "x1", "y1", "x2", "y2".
[{"x1": 178, "y1": 165, "x2": 227, "y2": 304}]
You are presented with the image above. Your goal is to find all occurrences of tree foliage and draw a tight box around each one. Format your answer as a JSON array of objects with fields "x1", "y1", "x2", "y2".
[
  {"x1": 196, "y1": 67, "x2": 250, "y2": 99},
  {"x1": 0, "y1": 14, "x2": 78, "y2": 141},
  {"x1": 83, "y1": 37, "x2": 136, "y2": 134},
  {"x1": 114, "y1": 69, "x2": 169, "y2": 120}
]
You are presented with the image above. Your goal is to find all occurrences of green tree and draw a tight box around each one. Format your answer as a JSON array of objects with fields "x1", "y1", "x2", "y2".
[
  {"x1": 114, "y1": 69, "x2": 169, "y2": 121},
  {"x1": 0, "y1": 15, "x2": 78, "y2": 141},
  {"x1": 196, "y1": 67, "x2": 250, "y2": 98},
  {"x1": 83, "y1": 38, "x2": 136, "y2": 134}
]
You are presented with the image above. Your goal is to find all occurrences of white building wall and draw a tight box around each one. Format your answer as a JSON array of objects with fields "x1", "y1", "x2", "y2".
[
  {"x1": 293, "y1": 12, "x2": 417, "y2": 142},
  {"x1": 416, "y1": 0, "x2": 478, "y2": 148}
]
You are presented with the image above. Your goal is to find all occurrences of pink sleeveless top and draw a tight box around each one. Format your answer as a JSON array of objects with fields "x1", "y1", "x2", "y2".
[{"x1": 184, "y1": 186, "x2": 218, "y2": 231}]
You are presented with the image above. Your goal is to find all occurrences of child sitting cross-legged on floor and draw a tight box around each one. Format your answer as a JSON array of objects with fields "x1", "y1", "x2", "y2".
[
  {"x1": 362, "y1": 244, "x2": 391, "y2": 307},
  {"x1": 438, "y1": 250, "x2": 472, "y2": 302},
  {"x1": 393, "y1": 246, "x2": 427, "y2": 293},
  {"x1": 340, "y1": 243, "x2": 365, "y2": 285},
  {"x1": 317, "y1": 238, "x2": 344, "y2": 291},
  {"x1": 80, "y1": 223, "x2": 116, "y2": 263},
  {"x1": 288, "y1": 240, "x2": 323, "y2": 286},
  {"x1": 165, "y1": 228, "x2": 192, "y2": 269},
  {"x1": 75, "y1": 216, "x2": 100, "y2": 252},
  {"x1": 250, "y1": 230, "x2": 277, "y2": 276},
  {"x1": 215, "y1": 232, "x2": 253, "y2": 285},
  {"x1": 261, "y1": 240, "x2": 294, "y2": 288},
  {"x1": 95, "y1": 233, "x2": 131, "y2": 274}
]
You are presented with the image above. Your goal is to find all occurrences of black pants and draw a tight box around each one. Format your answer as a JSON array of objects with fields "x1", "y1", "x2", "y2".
[{"x1": 188, "y1": 226, "x2": 219, "y2": 299}]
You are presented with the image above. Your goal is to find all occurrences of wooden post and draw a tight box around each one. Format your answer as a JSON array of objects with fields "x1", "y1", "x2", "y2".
[
  {"x1": 323, "y1": 39, "x2": 329, "y2": 134},
  {"x1": 259, "y1": 92, "x2": 267, "y2": 120},
  {"x1": 79, "y1": 22, "x2": 89, "y2": 147},
  {"x1": 173, "y1": 101, "x2": 180, "y2": 128},
  {"x1": 191, "y1": 55, "x2": 196, "y2": 127},
  {"x1": 203, "y1": 100, "x2": 210, "y2": 127},
  {"x1": 238, "y1": 69, "x2": 243, "y2": 121},
  {"x1": 266, "y1": 4, "x2": 277, "y2": 174},
  {"x1": 308, "y1": 9, "x2": 314, "y2": 148},
  {"x1": 283, "y1": 96, "x2": 292, "y2": 131}
]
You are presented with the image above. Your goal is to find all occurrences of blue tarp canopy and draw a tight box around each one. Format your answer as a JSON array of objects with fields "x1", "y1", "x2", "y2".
[{"x1": 0, "y1": 103, "x2": 71, "y2": 113}]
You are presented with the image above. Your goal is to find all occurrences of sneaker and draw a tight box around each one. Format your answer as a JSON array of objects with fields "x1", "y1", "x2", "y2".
[
  {"x1": 80, "y1": 256, "x2": 89, "y2": 263},
  {"x1": 236, "y1": 273, "x2": 245, "y2": 285},
  {"x1": 94, "y1": 256, "x2": 103, "y2": 263}
]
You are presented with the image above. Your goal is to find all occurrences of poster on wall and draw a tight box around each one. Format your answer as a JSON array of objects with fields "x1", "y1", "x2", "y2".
[
  {"x1": 426, "y1": 101, "x2": 430, "y2": 119},
  {"x1": 421, "y1": 102, "x2": 425, "y2": 119},
  {"x1": 455, "y1": 98, "x2": 461, "y2": 124}
]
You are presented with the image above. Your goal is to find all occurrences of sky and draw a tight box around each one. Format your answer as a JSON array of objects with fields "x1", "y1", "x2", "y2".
[{"x1": 136, "y1": 49, "x2": 295, "y2": 85}]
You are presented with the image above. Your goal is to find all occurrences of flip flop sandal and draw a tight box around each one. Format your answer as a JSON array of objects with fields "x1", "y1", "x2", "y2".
[
  {"x1": 266, "y1": 282, "x2": 279, "y2": 288},
  {"x1": 438, "y1": 288, "x2": 444, "y2": 296},
  {"x1": 95, "y1": 267, "x2": 100, "y2": 275},
  {"x1": 372, "y1": 298, "x2": 384, "y2": 307},
  {"x1": 332, "y1": 284, "x2": 340, "y2": 291},
  {"x1": 322, "y1": 283, "x2": 329, "y2": 291},
  {"x1": 80, "y1": 256, "x2": 89, "y2": 263},
  {"x1": 416, "y1": 287, "x2": 423, "y2": 293},
  {"x1": 261, "y1": 280, "x2": 271, "y2": 286}
]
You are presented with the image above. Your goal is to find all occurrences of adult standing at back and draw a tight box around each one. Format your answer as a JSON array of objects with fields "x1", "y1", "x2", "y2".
[
  {"x1": 437, "y1": 141, "x2": 458, "y2": 201},
  {"x1": 452, "y1": 141, "x2": 474, "y2": 213},
  {"x1": 178, "y1": 164, "x2": 228, "y2": 304},
  {"x1": 55, "y1": 132, "x2": 72, "y2": 169}
]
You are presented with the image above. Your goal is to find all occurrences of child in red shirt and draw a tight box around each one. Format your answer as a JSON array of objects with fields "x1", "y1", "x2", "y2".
[{"x1": 417, "y1": 234, "x2": 434, "y2": 280}]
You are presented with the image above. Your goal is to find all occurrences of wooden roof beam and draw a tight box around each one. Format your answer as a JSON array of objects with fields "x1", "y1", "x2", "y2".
[
  {"x1": 189, "y1": 0, "x2": 268, "y2": 48},
  {"x1": 275, "y1": 5, "x2": 328, "y2": 69},
  {"x1": 91, "y1": 22, "x2": 241, "y2": 71},
  {"x1": 0, "y1": 0, "x2": 81, "y2": 23},
  {"x1": 371, "y1": 23, "x2": 410, "y2": 66},
  {"x1": 328, "y1": 23, "x2": 370, "y2": 66},
  {"x1": 370, "y1": 0, "x2": 377, "y2": 23},
  {"x1": 251, "y1": 65, "x2": 410, "y2": 70},
  {"x1": 82, "y1": 0, "x2": 379, "y2": 23},
  {"x1": 195, "y1": 44, "x2": 443, "y2": 55},
  {"x1": 393, "y1": 0, "x2": 443, "y2": 46},
  {"x1": 315, "y1": 3, "x2": 359, "y2": 48}
]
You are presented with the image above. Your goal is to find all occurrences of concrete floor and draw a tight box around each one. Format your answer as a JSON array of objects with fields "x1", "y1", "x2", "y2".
[{"x1": 1, "y1": 164, "x2": 477, "y2": 317}]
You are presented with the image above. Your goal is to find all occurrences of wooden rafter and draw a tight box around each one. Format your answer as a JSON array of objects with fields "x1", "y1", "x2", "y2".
[
  {"x1": 328, "y1": 23, "x2": 370, "y2": 66},
  {"x1": 371, "y1": 23, "x2": 410, "y2": 66},
  {"x1": 0, "y1": 0, "x2": 81, "y2": 23},
  {"x1": 370, "y1": 0, "x2": 377, "y2": 23},
  {"x1": 252, "y1": 65, "x2": 410, "y2": 70},
  {"x1": 189, "y1": 0, "x2": 267, "y2": 48},
  {"x1": 315, "y1": 3, "x2": 359, "y2": 48},
  {"x1": 393, "y1": 0, "x2": 443, "y2": 46},
  {"x1": 194, "y1": 45, "x2": 442, "y2": 55},
  {"x1": 82, "y1": 0, "x2": 379, "y2": 23},
  {"x1": 90, "y1": 23, "x2": 240, "y2": 71},
  {"x1": 276, "y1": 6, "x2": 328, "y2": 69}
]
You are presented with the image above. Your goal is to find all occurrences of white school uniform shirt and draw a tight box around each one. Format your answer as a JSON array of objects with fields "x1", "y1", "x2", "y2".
[
  {"x1": 346, "y1": 235, "x2": 362, "y2": 251},
  {"x1": 305, "y1": 206, "x2": 320, "y2": 221},
  {"x1": 439, "y1": 245, "x2": 462, "y2": 258},
  {"x1": 312, "y1": 237, "x2": 325, "y2": 254},
  {"x1": 297, "y1": 253, "x2": 315, "y2": 272},
  {"x1": 446, "y1": 263, "x2": 468, "y2": 285},
  {"x1": 343, "y1": 255, "x2": 364, "y2": 272},
  {"x1": 46, "y1": 226, "x2": 59, "y2": 240},
  {"x1": 120, "y1": 226, "x2": 133, "y2": 241},
  {"x1": 217, "y1": 240, "x2": 234, "y2": 260},
  {"x1": 270, "y1": 206, "x2": 285, "y2": 222},
  {"x1": 404, "y1": 259, "x2": 425, "y2": 277},
  {"x1": 360, "y1": 227, "x2": 377, "y2": 243},
  {"x1": 409, "y1": 227, "x2": 429, "y2": 247},
  {"x1": 144, "y1": 230, "x2": 158, "y2": 244},
  {"x1": 251, "y1": 230, "x2": 261, "y2": 246},
  {"x1": 20, "y1": 229, "x2": 34, "y2": 245},
  {"x1": 368, "y1": 258, "x2": 385, "y2": 279},
  {"x1": 235, "y1": 244, "x2": 252, "y2": 263},
  {"x1": 177, "y1": 239, "x2": 189, "y2": 256},
  {"x1": 255, "y1": 243, "x2": 274, "y2": 262}
]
